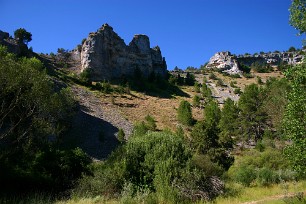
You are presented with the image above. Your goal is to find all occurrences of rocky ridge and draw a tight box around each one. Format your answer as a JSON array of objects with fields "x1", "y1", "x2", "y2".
[
  {"x1": 0, "y1": 30, "x2": 22, "y2": 55},
  {"x1": 206, "y1": 51, "x2": 241, "y2": 74},
  {"x1": 73, "y1": 24, "x2": 167, "y2": 81},
  {"x1": 206, "y1": 50, "x2": 305, "y2": 74}
]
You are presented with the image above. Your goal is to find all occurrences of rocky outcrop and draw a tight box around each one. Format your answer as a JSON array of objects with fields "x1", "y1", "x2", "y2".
[
  {"x1": 206, "y1": 50, "x2": 305, "y2": 74},
  {"x1": 79, "y1": 24, "x2": 167, "y2": 81},
  {"x1": 237, "y1": 51, "x2": 305, "y2": 66},
  {"x1": 0, "y1": 30, "x2": 21, "y2": 55},
  {"x1": 206, "y1": 51, "x2": 241, "y2": 74}
]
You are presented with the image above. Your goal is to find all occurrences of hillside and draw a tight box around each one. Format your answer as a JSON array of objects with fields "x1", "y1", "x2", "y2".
[{"x1": 1, "y1": 7, "x2": 306, "y2": 202}]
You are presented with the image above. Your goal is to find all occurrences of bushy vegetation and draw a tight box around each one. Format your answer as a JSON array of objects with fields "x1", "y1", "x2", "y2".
[
  {"x1": 177, "y1": 100, "x2": 193, "y2": 126},
  {"x1": 73, "y1": 130, "x2": 225, "y2": 202},
  {"x1": 2, "y1": 2, "x2": 305, "y2": 202},
  {"x1": 169, "y1": 72, "x2": 196, "y2": 86},
  {"x1": 228, "y1": 148, "x2": 294, "y2": 187},
  {"x1": 251, "y1": 61, "x2": 273, "y2": 73},
  {"x1": 0, "y1": 46, "x2": 91, "y2": 196}
]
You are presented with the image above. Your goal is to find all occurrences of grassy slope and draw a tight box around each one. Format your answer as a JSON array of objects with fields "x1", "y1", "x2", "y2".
[
  {"x1": 213, "y1": 70, "x2": 284, "y2": 91},
  {"x1": 48, "y1": 63, "x2": 305, "y2": 204},
  {"x1": 92, "y1": 85, "x2": 203, "y2": 132},
  {"x1": 213, "y1": 180, "x2": 306, "y2": 204}
]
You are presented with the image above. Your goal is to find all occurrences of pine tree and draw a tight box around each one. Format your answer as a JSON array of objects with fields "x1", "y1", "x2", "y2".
[{"x1": 177, "y1": 100, "x2": 193, "y2": 126}]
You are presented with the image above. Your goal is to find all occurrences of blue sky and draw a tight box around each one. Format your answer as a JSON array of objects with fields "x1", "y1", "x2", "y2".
[{"x1": 0, "y1": 0, "x2": 304, "y2": 70}]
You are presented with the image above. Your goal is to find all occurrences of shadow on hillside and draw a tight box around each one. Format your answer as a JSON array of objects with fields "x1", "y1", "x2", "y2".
[
  {"x1": 62, "y1": 107, "x2": 119, "y2": 160},
  {"x1": 146, "y1": 85, "x2": 190, "y2": 99}
]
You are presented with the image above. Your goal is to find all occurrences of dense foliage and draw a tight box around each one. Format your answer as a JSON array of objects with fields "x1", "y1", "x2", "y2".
[
  {"x1": 0, "y1": 46, "x2": 90, "y2": 194},
  {"x1": 290, "y1": 0, "x2": 306, "y2": 35},
  {"x1": 177, "y1": 100, "x2": 193, "y2": 126},
  {"x1": 283, "y1": 63, "x2": 306, "y2": 177},
  {"x1": 74, "y1": 130, "x2": 225, "y2": 202},
  {"x1": 14, "y1": 28, "x2": 32, "y2": 45}
]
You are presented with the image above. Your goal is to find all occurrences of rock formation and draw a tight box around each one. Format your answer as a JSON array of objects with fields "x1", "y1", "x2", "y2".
[
  {"x1": 206, "y1": 51, "x2": 241, "y2": 74},
  {"x1": 0, "y1": 30, "x2": 21, "y2": 55},
  {"x1": 206, "y1": 50, "x2": 305, "y2": 74},
  {"x1": 78, "y1": 24, "x2": 167, "y2": 81}
]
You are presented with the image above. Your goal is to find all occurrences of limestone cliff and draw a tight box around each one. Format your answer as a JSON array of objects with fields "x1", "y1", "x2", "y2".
[
  {"x1": 206, "y1": 51, "x2": 241, "y2": 74},
  {"x1": 79, "y1": 24, "x2": 167, "y2": 81},
  {"x1": 206, "y1": 50, "x2": 305, "y2": 74}
]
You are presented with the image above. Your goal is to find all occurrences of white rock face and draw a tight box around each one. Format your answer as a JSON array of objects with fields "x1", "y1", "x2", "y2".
[
  {"x1": 80, "y1": 24, "x2": 167, "y2": 81},
  {"x1": 206, "y1": 51, "x2": 241, "y2": 74}
]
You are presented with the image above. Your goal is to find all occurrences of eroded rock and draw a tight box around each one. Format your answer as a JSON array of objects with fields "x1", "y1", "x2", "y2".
[{"x1": 80, "y1": 24, "x2": 167, "y2": 81}]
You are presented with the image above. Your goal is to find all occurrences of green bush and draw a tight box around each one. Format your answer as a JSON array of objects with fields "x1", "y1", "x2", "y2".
[
  {"x1": 192, "y1": 95, "x2": 201, "y2": 107},
  {"x1": 243, "y1": 73, "x2": 254, "y2": 78},
  {"x1": 133, "y1": 121, "x2": 149, "y2": 137},
  {"x1": 257, "y1": 76, "x2": 263, "y2": 84},
  {"x1": 234, "y1": 165, "x2": 256, "y2": 186},
  {"x1": 117, "y1": 128, "x2": 125, "y2": 143},
  {"x1": 194, "y1": 82, "x2": 201, "y2": 93},
  {"x1": 96, "y1": 81, "x2": 112, "y2": 93},
  {"x1": 216, "y1": 78, "x2": 224, "y2": 86},
  {"x1": 209, "y1": 73, "x2": 217, "y2": 80},
  {"x1": 74, "y1": 130, "x2": 225, "y2": 202},
  {"x1": 228, "y1": 148, "x2": 294, "y2": 186},
  {"x1": 177, "y1": 100, "x2": 193, "y2": 126},
  {"x1": 230, "y1": 81, "x2": 237, "y2": 88},
  {"x1": 144, "y1": 115, "x2": 157, "y2": 131},
  {"x1": 229, "y1": 74, "x2": 241, "y2": 78},
  {"x1": 256, "y1": 167, "x2": 278, "y2": 186},
  {"x1": 234, "y1": 88, "x2": 242, "y2": 94},
  {"x1": 79, "y1": 68, "x2": 92, "y2": 84}
]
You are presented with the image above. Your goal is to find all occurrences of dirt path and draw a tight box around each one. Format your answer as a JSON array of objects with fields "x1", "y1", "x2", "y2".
[{"x1": 64, "y1": 85, "x2": 133, "y2": 161}]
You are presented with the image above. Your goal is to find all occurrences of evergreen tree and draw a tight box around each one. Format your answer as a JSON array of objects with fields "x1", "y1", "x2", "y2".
[
  {"x1": 14, "y1": 28, "x2": 32, "y2": 45},
  {"x1": 204, "y1": 100, "x2": 221, "y2": 127},
  {"x1": 218, "y1": 98, "x2": 238, "y2": 148},
  {"x1": 177, "y1": 100, "x2": 193, "y2": 126},
  {"x1": 238, "y1": 84, "x2": 268, "y2": 142}
]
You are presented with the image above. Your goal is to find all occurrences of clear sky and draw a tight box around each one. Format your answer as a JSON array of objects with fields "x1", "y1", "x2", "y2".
[{"x1": 0, "y1": 0, "x2": 304, "y2": 70}]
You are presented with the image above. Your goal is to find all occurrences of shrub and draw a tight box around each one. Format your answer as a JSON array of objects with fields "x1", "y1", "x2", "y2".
[
  {"x1": 216, "y1": 78, "x2": 224, "y2": 86},
  {"x1": 257, "y1": 76, "x2": 263, "y2": 84},
  {"x1": 255, "y1": 140, "x2": 265, "y2": 152},
  {"x1": 229, "y1": 74, "x2": 241, "y2": 78},
  {"x1": 234, "y1": 165, "x2": 256, "y2": 186},
  {"x1": 230, "y1": 81, "x2": 237, "y2": 88},
  {"x1": 177, "y1": 100, "x2": 193, "y2": 126},
  {"x1": 145, "y1": 114, "x2": 157, "y2": 131},
  {"x1": 117, "y1": 128, "x2": 125, "y2": 143},
  {"x1": 133, "y1": 121, "x2": 149, "y2": 137},
  {"x1": 74, "y1": 130, "x2": 225, "y2": 202},
  {"x1": 185, "y1": 72, "x2": 196, "y2": 86},
  {"x1": 194, "y1": 82, "x2": 200, "y2": 93},
  {"x1": 209, "y1": 73, "x2": 217, "y2": 80},
  {"x1": 256, "y1": 167, "x2": 278, "y2": 186},
  {"x1": 96, "y1": 81, "x2": 112, "y2": 93},
  {"x1": 79, "y1": 68, "x2": 92, "y2": 84},
  {"x1": 192, "y1": 95, "x2": 201, "y2": 107},
  {"x1": 243, "y1": 73, "x2": 254, "y2": 78},
  {"x1": 234, "y1": 88, "x2": 242, "y2": 94}
]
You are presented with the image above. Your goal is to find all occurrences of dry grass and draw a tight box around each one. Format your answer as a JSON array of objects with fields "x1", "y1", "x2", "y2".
[
  {"x1": 210, "y1": 180, "x2": 306, "y2": 204},
  {"x1": 213, "y1": 70, "x2": 284, "y2": 90},
  {"x1": 56, "y1": 196, "x2": 118, "y2": 204},
  {"x1": 94, "y1": 86, "x2": 203, "y2": 132}
]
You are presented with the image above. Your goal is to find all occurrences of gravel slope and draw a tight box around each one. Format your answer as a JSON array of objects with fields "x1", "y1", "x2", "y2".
[{"x1": 65, "y1": 85, "x2": 133, "y2": 161}]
